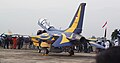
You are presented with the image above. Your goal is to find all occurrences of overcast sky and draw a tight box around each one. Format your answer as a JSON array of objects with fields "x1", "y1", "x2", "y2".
[{"x1": 0, "y1": 0, "x2": 120, "y2": 39}]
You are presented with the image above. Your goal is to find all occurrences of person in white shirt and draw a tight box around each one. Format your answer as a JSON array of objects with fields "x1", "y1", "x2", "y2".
[
  {"x1": 104, "y1": 41, "x2": 110, "y2": 49},
  {"x1": 114, "y1": 39, "x2": 119, "y2": 46}
]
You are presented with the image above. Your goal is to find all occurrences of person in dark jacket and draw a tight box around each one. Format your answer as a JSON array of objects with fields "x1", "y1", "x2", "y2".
[
  {"x1": 17, "y1": 36, "x2": 24, "y2": 49},
  {"x1": 4, "y1": 35, "x2": 9, "y2": 49}
]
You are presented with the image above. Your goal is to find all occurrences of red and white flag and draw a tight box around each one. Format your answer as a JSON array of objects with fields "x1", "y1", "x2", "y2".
[{"x1": 102, "y1": 21, "x2": 107, "y2": 28}]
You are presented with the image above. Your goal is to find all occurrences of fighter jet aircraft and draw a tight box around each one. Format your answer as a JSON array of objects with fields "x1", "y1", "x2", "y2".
[{"x1": 36, "y1": 3, "x2": 105, "y2": 56}]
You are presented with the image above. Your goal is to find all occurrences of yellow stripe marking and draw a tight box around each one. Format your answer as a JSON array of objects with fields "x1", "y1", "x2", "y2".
[
  {"x1": 65, "y1": 6, "x2": 81, "y2": 32},
  {"x1": 60, "y1": 33, "x2": 70, "y2": 44}
]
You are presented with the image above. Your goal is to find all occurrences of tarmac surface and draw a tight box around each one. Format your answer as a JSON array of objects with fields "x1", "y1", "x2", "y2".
[{"x1": 0, "y1": 48, "x2": 96, "y2": 63}]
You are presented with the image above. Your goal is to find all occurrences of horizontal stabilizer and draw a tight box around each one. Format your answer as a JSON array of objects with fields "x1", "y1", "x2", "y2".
[{"x1": 89, "y1": 42, "x2": 105, "y2": 49}]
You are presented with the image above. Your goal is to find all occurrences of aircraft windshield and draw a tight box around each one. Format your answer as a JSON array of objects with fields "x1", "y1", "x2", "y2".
[{"x1": 39, "y1": 18, "x2": 50, "y2": 29}]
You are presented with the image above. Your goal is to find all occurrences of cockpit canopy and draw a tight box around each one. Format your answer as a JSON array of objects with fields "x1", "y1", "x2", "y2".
[{"x1": 39, "y1": 18, "x2": 50, "y2": 29}]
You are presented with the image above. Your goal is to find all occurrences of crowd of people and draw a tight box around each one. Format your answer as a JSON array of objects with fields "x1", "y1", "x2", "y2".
[
  {"x1": 96, "y1": 29, "x2": 120, "y2": 52},
  {"x1": 0, "y1": 34, "x2": 33, "y2": 49}
]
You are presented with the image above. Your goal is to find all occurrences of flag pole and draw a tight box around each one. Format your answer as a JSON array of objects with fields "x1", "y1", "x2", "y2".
[
  {"x1": 102, "y1": 21, "x2": 107, "y2": 38},
  {"x1": 104, "y1": 27, "x2": 107, "y2": 38}
]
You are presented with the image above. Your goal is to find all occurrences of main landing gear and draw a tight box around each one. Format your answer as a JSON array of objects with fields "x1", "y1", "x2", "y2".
[
  {"x1": 68, "y1": 50, "x2": 74, "y2": 56},
  {"x1": 40, "y1": 47, "x2": 49, "y2": 56}
]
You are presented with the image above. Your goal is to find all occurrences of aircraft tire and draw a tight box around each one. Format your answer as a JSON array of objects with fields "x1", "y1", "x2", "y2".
[
  {"x1": 41, "y1": 48, "x2": 49, "y2": 55},
  {"x1": 38, "y1": 49, "x2": 41, "y2": 53},
  {"x1": 68, "y1": 50, "x2": 74, "y2": 56}
]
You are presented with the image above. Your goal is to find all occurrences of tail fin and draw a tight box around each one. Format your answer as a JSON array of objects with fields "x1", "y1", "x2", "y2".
[{"x1": 65, "y1": 3, "x2": 86, "y2": 34}]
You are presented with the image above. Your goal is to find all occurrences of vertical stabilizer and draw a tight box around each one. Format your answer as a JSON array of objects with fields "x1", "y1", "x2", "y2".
[{"x1": 65, "y1": 3, "x2": 86, "y2": 34}]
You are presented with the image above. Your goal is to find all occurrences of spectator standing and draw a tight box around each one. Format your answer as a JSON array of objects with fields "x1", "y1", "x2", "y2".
[
  {"x1": 4, "y1": 35, "x2": 9, "y2": 49},
  {"x1": 117, "y1": 29, "x2": 120, "y2": 46},
  {"x1": 104, "y1": 40, "x2": 110, "y2": 49},
  {"x1": 12, "y1": 37, "x2": 17, "y2": 49},
  {"x1": 114, "y1": 39, "x2": 119, "y2": 46},
  {"x1": 17, "y1": 36, "x2": 24, "y2": 49}
]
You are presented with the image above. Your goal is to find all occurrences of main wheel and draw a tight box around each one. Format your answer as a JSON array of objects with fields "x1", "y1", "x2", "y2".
[
  {"x1": 68, "y1": 50, "x2": 74, "y2": 56},
  {"x1": 41, "y1": 48, "x2": 49, "y2": 55},
  {"x1": 38, "y1": 49, "x2": 41, "y2": 53}
]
